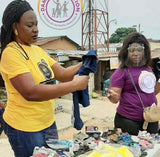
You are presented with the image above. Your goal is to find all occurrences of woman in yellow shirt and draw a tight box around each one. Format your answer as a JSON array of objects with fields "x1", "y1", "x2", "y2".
[{"x1": 0, "y1": 0, "x2": 89, "y2": 156}]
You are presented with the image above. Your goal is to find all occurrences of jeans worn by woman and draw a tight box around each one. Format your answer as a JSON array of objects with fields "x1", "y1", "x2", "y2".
[
  {"x1": 4, "y1": 122, "x2": 58, "y2": 157},
  {"x1": 0, "y1": 109, "x2": 4, "y2": 135}
]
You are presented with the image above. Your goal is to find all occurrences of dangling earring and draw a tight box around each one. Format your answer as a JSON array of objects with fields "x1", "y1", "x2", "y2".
[{"x1": 15, "y1": 29, "x2": 18, "y2": 36}]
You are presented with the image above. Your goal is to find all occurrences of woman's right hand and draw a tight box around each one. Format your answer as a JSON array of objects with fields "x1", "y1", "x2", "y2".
[{"x1": 72, "y1": 75, "x2": 89, "y2": 91}]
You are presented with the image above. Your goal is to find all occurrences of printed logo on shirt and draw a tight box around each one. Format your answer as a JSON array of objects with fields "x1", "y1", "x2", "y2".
[
  {"x1": 138, "y1": 71, "x2": 156, "y2": 93},
  {"x1": 38, "y1": 59, "x2": 52, "y2": 79},
  {"x1": 37, "y1": 0, "x2": 83, "y2": 30}
]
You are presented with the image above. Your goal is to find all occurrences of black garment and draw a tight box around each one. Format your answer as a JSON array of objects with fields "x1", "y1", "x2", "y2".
[
  {"x1": 0, "y1": 75, "x2": 5, "y2": 87},
  {"x1": 152, "y1": 59, "x2": 160, "y2": 80},
  {"x1": 114, "y1": 112, "x2": 158, "y2": 135},
  {"x1": 103, "y1": 70, "x2": 110, "y2": 81}
]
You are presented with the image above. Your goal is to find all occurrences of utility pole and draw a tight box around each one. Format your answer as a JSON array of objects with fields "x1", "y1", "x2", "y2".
[
  {"x1": 107, "y1": 19, "x2": 117, "y2": 51},
  {"x1": 132, "y1": 24, "x2": 141, "y2": 33},
  {"x1": 138, "y1": 24, "x2": 141, "y2": 33}
]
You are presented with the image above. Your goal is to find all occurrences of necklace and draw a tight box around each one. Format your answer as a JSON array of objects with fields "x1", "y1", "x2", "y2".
[{"x1": 15, "y1": 41, "x2": 29, "y2": 60}]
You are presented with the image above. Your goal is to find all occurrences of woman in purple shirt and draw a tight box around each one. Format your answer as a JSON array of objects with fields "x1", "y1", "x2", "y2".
[{"x1": 107, "y1": 32, "x2": 158, "y2": 135}]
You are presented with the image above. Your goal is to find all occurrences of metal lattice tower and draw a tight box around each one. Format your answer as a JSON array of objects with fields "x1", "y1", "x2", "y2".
[{"x1": 81, "y1": 0, "x2": 109, "y2": 51}]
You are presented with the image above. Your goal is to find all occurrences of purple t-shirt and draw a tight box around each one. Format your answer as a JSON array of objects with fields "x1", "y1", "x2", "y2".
[{"x1": 110, "y1": 67, "x2": 157, "y2": 121}]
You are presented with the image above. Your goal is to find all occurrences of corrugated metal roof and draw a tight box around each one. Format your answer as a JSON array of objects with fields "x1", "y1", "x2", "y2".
[
  {"x1": 46, "y1": 48, "x2": 160, "y2": 61},
  {"x1": 45, "y1": 49, "x2": 118, "y2": 61}
]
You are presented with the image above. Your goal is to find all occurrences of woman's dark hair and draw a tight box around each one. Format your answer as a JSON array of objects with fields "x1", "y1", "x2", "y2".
[
  {"x1": 0, "y1": 0, "x2": 33, "y2": 58},
  {"x1": 118, "y1": 32, "x2": 151, "y2": 69}
]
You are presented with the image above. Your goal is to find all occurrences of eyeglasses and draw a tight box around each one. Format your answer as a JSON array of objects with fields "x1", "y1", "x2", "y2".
[{"x1": 128, "y1": 45, "x2": 144, "y2": 54}]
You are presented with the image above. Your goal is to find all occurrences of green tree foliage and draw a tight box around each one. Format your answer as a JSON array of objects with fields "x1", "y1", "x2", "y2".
[{"x1": 109, "y1": 27, "x2": 137, "y2": 43}]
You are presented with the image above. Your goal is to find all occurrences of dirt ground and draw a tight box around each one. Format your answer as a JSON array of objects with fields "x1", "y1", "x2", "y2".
[
  {"x1": 58, "y1": 92, "x2": 160, "y2": 140},
  {"x1": 57, "y1": 92, "x2": 160, "y2": 140}
]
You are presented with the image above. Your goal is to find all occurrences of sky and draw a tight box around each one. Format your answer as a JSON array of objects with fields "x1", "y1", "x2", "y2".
[
  {"x1": 108, "y1": 0, "x2": 160, "y2": 41},
  {"x1": 0, "y1": 0, "x2": 160, "y2": 45}
]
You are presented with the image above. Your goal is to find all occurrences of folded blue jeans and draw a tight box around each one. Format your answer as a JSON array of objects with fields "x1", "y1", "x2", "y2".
[{"x1": 4, "y1": 121, "x2": 58, "y2": 157}]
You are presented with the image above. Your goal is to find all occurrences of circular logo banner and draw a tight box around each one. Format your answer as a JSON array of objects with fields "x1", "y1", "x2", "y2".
[
  {"x1": 138, "y1": 71, "x2": 156, "y2": 93},
  {"x1": 38, "y1": 0, "x2": 83, "y2": 30}
]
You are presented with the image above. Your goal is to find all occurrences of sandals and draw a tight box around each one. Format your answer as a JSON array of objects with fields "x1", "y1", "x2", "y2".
[
  {"x1": 151, "y1": 133, "x2": 160, "y2": 144},
  {"x1": 101, "y1": 128, "x2": 121, "y2": 141},
  {"x1": 139, "y1": 140, "x2": 154, "y2": 149},
  {"x1": 70, "y1": 132, "x2": 97, "y2": 156},
  {"x1": 85, "y1": 126, "x2": 101, "y2": 140},
  {"x1": 32, "y1": 146, "x2": 59, "y2": 157},
  {"x1": 116, "y1": 133, "x2": 131, "y2": 141},
  {"x1": 138, "y1": 131, "x2": 152, "y2": 141}
]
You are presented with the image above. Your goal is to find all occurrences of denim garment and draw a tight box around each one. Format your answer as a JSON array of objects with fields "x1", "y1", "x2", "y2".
[
  {"x1": 0, "y1": 109, "x2": 4, "y2": 135},
  {"x1": 4, "y1": 122, "x2": 58, "y2": 157},
  {"x1": 72, "y1": 50, "x2": 97, "y2": 130}
]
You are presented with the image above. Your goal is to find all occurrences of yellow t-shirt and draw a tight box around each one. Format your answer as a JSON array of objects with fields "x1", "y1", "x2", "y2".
[{"x1": 0, "y1": 42, "x2": 56, "y2": 132}]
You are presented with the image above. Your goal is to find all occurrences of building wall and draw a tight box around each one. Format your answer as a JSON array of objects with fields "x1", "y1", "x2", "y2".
[
  {"x1": 150, "y1": 42, "x2": 160, "y2": 51},
  {"x1": 39, "y1": 38, "x2": 78, "y2": 50}
]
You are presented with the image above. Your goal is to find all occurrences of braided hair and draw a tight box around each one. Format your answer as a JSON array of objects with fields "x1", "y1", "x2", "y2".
[{"x1": 0, "y1": 0, "x2": 33, "y2": 58}]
